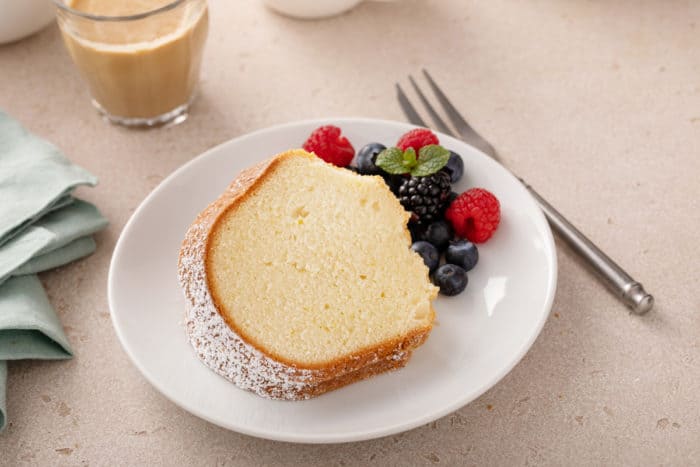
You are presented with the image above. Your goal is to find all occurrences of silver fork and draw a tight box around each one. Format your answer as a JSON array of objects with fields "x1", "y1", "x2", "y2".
[{"x1": 398, "y1": 70, "x2": 653, "y2": 315}]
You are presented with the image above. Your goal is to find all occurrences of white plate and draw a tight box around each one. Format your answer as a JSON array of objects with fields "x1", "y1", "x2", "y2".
[{"x1": 108, "y1": 118, "x2": 557, "y2": 443}]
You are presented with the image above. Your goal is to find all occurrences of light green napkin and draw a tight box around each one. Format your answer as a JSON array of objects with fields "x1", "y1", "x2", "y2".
[
  {"x1": 0, "y1": 111, "x2": 97, "y2": 245},
  {"x1": 0, "y1": 199, "x2": 108, "y2": 285},
  {"x1": 13, "y1": 237, "x2": 96, "y2": 277},
  {"x1": 0, "y1": 276, "x2": 73, "y2": 361},
  {"x1": 0, "y1": 275, "x2": 74, "y2": 430},
  {"x1": 0, "y1": 363, "x2": 5, "y2": 431},
  {"x1": 0, "y1": 111, "x2": 107, "y2": 432}
]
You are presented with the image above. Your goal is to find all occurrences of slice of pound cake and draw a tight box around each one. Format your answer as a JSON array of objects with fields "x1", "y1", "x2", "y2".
[{"x1": 178, "y1": 149, "x2": 438, "y2": 399}]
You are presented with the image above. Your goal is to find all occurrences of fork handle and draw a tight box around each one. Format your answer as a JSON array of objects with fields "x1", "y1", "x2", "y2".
[{"x1": 519, "y1": 179, "x2": 654, "y2": 314}]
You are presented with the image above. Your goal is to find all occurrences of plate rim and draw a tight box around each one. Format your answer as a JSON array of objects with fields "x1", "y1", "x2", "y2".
[{"x1": 108, "y1": 117, "x2": 558, "y2": 443}]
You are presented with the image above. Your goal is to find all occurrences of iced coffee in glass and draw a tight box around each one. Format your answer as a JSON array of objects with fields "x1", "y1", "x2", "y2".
[{"x1": 55, "y1": 0, "x2": 208, "y2": 127}]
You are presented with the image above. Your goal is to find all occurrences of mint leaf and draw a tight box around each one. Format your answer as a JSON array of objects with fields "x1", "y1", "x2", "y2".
[
  {"x1": 417, "y1": 144, "x2": 450, "y2": 163},
  {"x1": 411, "y1": 145, "x2": 450, "y2": 176},
  {"x1": 376, "y1": 147, "x2": 410, "y2": 174}
]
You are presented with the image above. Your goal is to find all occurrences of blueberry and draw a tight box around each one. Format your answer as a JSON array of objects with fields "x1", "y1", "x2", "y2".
[
  {"x1": 432, "y1": 264, "x2": 468, "y2": 296},
  {"x1": 354, "y1": 143, "x2": 386, "y2": 175},
  {"x1": 411, "y1": 241, "x2": 440, "y2": 273},
  {"x1": 442, "y1": 151, "x2": 464, "y2": 183},
  {"x1": 445, "y1": 240, "x2": 479, "y2": 271},
  {"x1": 424, "y1": 221, "x2": 453, "y2": 251}
]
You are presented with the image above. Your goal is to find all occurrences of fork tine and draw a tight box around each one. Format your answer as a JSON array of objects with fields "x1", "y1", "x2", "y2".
[
  {"x1": 421, "y1": 69, "x2": 471, "y2": 135},
  {"x1": 408, "y1": 75, "x2": 454, "y2": 136},
  {"x1": 396, "y1": 83, "x2": 428, "y2": 128},
  {"x1": 421, "y1": 69, "x2": 498, "y2": 158}
]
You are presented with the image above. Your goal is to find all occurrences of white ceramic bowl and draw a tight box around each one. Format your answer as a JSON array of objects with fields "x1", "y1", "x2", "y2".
[
  {"x1": 263, "y1": 0, "x2": 399, "y2": 19},
  {"x1": 0, "y1": 0, "x2": 55, "y2": 44}
]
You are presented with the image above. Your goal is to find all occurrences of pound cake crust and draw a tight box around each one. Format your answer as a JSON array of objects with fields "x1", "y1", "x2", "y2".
[{"x1": 178, "y1": 150, "x2": 436, "y2": 400}]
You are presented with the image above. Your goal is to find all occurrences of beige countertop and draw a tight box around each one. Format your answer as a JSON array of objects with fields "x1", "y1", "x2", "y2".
[{"x1": 1, "y1": 0, "x2": 699, "y2": 465}]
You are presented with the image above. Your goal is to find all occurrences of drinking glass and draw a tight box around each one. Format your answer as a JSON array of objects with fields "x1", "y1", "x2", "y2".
[{"x1": 54, "y1": 0, "x2": 209, "y2": 127}]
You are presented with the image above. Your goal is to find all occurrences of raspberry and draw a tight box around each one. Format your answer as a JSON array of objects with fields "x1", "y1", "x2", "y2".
[
  {"x1": 303, "y1": 125, "x2": 355, "y2": 167},
  {"x1": 445, "y1": 188, "x2": 501, "y2": 243},
  {"x1": 396, "y1": 128, "x2": 439, "y2": 152}
]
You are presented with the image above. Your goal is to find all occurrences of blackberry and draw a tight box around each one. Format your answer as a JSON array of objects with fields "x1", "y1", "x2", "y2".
[{"x1": 397, "y1": 171, "x2": 451, "y2": 224}]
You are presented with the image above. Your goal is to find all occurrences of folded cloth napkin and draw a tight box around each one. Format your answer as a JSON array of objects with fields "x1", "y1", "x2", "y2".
[
  {"x1": 0, "y1": 363, "x2": 5, "y2": 431},
  {"x1": 0, "y1": 111, "x2": 107, "y2": 431},
  {"x1": 0, "y1": 199, "x2": 108, "y2": 285},
  {"x1": 0, "y1": 275, "x2": 74, "y2": 430},
  {"x1": 0, "y1": 111, "x2": 96, "y2": 245},
  {"x1": 13, "y1": 237, "x2": 96, "y2": 277}
]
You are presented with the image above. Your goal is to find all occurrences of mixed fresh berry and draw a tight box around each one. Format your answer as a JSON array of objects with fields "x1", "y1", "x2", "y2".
[
  {"x1": 396, "y1": 128, "x2": 440, "y2": 152},
  {"x1": 354, "y1": 142, "x2": 385, "y2": 175},
  {"x1": 445, "y1": 188, "x2": 501, "y2": 243},
  {"x1": 423, "y1": 220, "x2": 453, "y2": 251},
  {"x1": 410, "y1": 241, "x2": 440, "y2": 274},
  {"x1": 433, "y1": 264, "x2": 468, "y2": 296},
  {"x1": 302, "y1": 126, "x2": 501, "y2": 297},
  {"x1": 397, "y1": 171, "x2": 451, "y2": 224},
  {"x1": 443, "y1": 151, "x2": 464, "y2": 183},
  {"x1": 303, "y1": 125, "x2": 355, "y2": 167},
  {"x1": 445, "y1": 239, "x2": 479, "y2": 272}
]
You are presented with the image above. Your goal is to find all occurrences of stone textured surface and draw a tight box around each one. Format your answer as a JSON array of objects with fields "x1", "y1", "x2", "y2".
[{"x1": 1, "y1": 0, "x2": 699, "y2": 465}]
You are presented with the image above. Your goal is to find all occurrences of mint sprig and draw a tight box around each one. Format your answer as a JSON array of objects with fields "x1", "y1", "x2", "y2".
[{"x1": 375, "y1": 145, "x2": 450, "y2": 176}]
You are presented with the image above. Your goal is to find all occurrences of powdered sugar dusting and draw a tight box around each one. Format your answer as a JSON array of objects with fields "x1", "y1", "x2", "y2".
[{"x1": 178, "y1": 177, "x2": 320, "y2": 400}]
